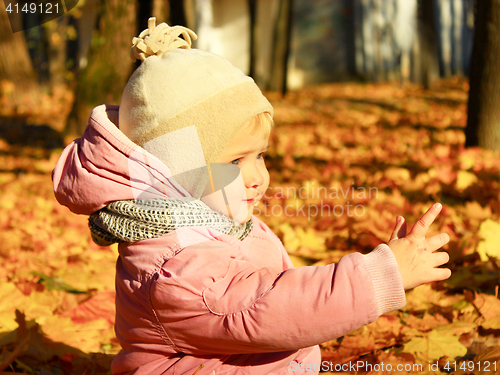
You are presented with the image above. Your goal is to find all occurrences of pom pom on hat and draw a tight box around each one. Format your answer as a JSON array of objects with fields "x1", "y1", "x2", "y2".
[
  {"x1": 130, "y1": 17, "x2": 197, "y2": 61},
  {"x1": 119, "y1": 18, "x2": 273, "y2": 199}
]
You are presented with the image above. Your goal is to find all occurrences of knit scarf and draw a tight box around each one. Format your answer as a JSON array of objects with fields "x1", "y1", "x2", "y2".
[{"x1": 88, "y1": 198, "x2": 253, "y2": 246}]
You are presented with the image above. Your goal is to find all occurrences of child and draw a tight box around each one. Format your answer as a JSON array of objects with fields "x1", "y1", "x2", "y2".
[{"x1": 52, "y1": 18, "x2": 451, "y2": 375}]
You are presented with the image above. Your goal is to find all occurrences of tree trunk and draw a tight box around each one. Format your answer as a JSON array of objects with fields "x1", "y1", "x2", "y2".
[
  {"x1": 452, "y1": 0, "x2": 463, "y2": 76},
  {"x1": 248, "y1": 0, "x2": 257, "y2": 79},
  {"x1": 152, "y1": 0, "x2": 168, "y2": 23},
  {"x1": 76, "y1": 0, "x2": 99, "y2": 71},
  {"x1": 137, "y1": 0, "x2": 152, "y2": 31},
  {"x1": 269, "y1": 0, "x2": 293, "y2": 94},
  {"x1": 183, "y1": 0, "x2": 196, "y2": 30},
  {"x1": 66, "y1": 0, "x2": 137, "y2": 135},
  {"x1": 252, "y1": 0, "x2": 280, "y2": 89},
  {"x1": 44, "y1": 16, "x2": 69, "y2": 90},
  {"x1": 412, "y1": 0, "x2": 440, "y2": 89},
  {"x1": 169, "y1": 0, "x2": 188, "y2": 27},
  {"x1": 393, "y1": 0, "x2": 417, "y2": 84},
  {"x1": 438, "y1": 0, "x2": 453, "y2": 77},
  {"x1": 0, "y1": 2, "x2": 39, "y2": 111},
  {"x1": 465, "y1": 0, "x2": 500, "y2": 150}
]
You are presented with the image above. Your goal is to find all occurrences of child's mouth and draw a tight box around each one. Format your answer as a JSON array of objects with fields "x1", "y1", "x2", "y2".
[{"x1": 244, "y1": 196, "x2": 261, "y2": 206}]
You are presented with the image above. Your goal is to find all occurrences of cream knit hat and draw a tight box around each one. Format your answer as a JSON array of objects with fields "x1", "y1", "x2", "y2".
[{"x1": 119, "y1": 18, "x2": 273, "y2": 199}]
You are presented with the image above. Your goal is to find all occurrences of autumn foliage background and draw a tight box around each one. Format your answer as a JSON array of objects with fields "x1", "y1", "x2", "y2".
[{"x1": 1, "y1": 75, "x2": 500, "y2": 373}]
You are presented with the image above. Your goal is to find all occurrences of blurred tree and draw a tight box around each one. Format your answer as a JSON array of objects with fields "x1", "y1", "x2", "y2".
[
  {"x1": 269, "y1": 0, "x2": 293, "y2": 94},
  {"x1": 0, "y1": 3, "x2": 39, "y2": 110},
  {"x1": 75, "y1": 0, "x2": 99, "y2": 71},
  {"x1": 44, "y1": 16, "x2": 72, "y2": 89},
  {"x1": 152, "y1": 0, "x2": 169, "y2": 23},
  {"x1": 248, "y1": 0, "x2": 257, "y2": 79},
  {"x1": 465, "y1": 0, "x2": 500, "y2": 150},
  {"x1": 250, "y1": 0, "x2": 280, "y2": 89},
  {"x1": 66, "y1": 0, "x2": 137, "y2": 135},
  {"x1": 411, "y1": 0, "x2": 440, "y2": 89},
  {"x1": 392, "y1": 0, "x2": 417, "y2": 84},
  {"x1": 137, "y1": 0, "x2": 152, "y2": 32},
  {"x1": 170, "y1": 0, "x2": 188, "y2": 27}
]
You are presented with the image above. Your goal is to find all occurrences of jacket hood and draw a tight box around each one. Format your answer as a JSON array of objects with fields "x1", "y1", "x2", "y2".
[{"x1": 52, "y1": 105, "x2": 190, "y2": 215}]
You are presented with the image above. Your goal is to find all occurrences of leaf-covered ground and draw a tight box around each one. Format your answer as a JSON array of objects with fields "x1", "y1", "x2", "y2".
[{"x1": 1, "y1": 78, "x2": 500, "y2": 374}]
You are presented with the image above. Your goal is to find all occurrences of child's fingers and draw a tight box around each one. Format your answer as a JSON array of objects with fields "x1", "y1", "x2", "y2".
[
  {"x1": 431, "y1": 267, "x2": 452, "y2": 282},
  {"x1": 389, "y1": 216, "x2": 407, "y2": 241},
  {"x1": 431, "y1": 250, "x2": 450, "y2": 267},
  {"x1": 407, "y1": 203, "x2": 442, "y2": 241},
  {"x1": 425, "y1": 232, "x2": 450, "y2": 252}
]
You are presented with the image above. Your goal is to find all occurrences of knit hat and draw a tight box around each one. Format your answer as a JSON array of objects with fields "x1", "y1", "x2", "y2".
[{"x1": 119, "y1": 18, "x2": 273, "y2": 200}]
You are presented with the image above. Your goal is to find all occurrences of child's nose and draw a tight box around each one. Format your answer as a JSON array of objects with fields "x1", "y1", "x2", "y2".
[{"x1": 243, "y1": 164, "x2": 264, "y2": 189}]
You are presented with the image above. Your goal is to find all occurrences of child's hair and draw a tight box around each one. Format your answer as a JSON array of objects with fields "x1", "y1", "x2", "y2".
[{"x1": 249, "y1": 112, "x2": 274, "y2": 139}]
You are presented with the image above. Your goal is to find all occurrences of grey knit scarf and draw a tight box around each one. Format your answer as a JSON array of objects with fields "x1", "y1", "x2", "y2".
[{"x1": 88, "y1": 198, "x2": 253, "y2": 246}]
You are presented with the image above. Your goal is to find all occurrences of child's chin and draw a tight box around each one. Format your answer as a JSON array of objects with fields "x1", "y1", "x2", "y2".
[
  {"x1": 231, "y1": 205, "x2": 253, "y2": 225},
  {"x1": 236, "y1": 213, "x2": 252, "y2": 225}
]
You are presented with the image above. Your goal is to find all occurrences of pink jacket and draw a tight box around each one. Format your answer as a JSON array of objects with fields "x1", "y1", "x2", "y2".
[{"x1": 53, "y1": 105, "x2": 406, "y2": 375}]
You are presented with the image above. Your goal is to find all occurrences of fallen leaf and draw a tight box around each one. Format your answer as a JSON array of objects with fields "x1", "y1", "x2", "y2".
[
  {"x1": 477, "y1": 219, "x2": 500, "y2": 261},
  {"x1": 455, "y1": 170, "x2": 478, "y2": 191},
  {"x1": 403, "y1": 329, "x2": 467, "y2": 360}
]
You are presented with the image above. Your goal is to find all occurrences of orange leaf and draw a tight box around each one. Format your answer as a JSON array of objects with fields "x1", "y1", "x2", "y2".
[{"x1": 61, "y1": 291, "x2": 115, "y2": 325}]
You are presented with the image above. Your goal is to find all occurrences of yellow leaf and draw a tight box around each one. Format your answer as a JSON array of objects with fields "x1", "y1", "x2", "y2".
[
  {"x1": 432, "y1": 322, "x2": 477, "y2": 335},
  {"x1": 280, "y1": 223, "x2": 300, "y2": 253},
  {"x1": 280, "y1": 224, "x2": 326, "y2": 257},
  {"x1": 403, "y1": 329, "x2": 467, "y2": 360},
  {"x1": 472, "y1": 293, "x2": 500, "y2": 322},
  {"x1": 401, "y1": 312, "x2": 449, "y2": 332},
  {"x1": 455, "y1": 170, "x2": 477, "y2": 191},
  {"x1": 0, "y1": 283, "x2": 28, "y2": 332},
  {"x1": 288, "y1": 254, "x2": 311, "y2": 268},
  {"x1": 24, "y1": 291, "x2": 62, "y2": 321},
  {"x1": 477, "y1": 219, "x2": 500, "y2": 261},
  {"x1": 295, "y1": 227, "x2": 326, "y2": 253},
  {"x1": 463, "y1": 201, "x2": 491, "y2": 221},
  {"x1": 41, "y1": 315, "x2": 114, "y2": 354},
  {"x1": 384, "y1": 167, "x2": 411, "y2": 186},
  {"x1": 403, "y1": 172, "x2": 430, "y2": 192},
  {"x1": 458, "y1": 152, "x2": 477, "y2": 170},
  {"x1": 403, "y1": 284, "x2": 446, "y2": 311},
  {"x1": 482, "y1": 316, "x2": 500, "y2": 329}
]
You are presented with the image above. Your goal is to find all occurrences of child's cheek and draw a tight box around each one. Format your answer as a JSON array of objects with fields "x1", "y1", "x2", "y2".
[
  {"x1": 221, "y1": 172, "x2": 249, "y2": 223},
  {"x1": 200, "y1": 167, "x2": 249, "y2": 223},
  {"x1": 262, "y1": 166, "x2": 270, "y2": 191}
]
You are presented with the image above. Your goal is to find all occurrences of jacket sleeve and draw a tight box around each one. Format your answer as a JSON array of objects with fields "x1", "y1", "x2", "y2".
[{"x1": 149, "y1": 240, "x2": 406, "y2": 355}]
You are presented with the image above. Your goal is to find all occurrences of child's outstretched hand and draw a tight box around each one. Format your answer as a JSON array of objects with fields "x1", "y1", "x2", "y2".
[{"x1": 388, "y1": 203, "x2": 451, "y2": 290}]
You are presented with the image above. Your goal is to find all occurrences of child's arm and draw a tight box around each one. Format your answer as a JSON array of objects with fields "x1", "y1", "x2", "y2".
[
  {"x1": 150, "y1": 238, "x2": 405, "y2": 354},
  {"x1": 148, "y1": 204, "x2": 450, "y2": 355}
]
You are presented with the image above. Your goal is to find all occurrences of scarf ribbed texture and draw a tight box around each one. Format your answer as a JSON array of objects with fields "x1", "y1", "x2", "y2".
[{"x1": 88, "y1": 199, "x2": 253, "y2": 246}]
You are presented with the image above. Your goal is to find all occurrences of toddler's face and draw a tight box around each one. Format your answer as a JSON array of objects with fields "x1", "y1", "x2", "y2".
[{"x1": 201, "y1": 117, "x2": 270, "y2": 224}]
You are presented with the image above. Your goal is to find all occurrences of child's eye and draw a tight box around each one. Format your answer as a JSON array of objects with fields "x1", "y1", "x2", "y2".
[{"x1": 230, "y1": 152, "x2": 266, "y2": 165}]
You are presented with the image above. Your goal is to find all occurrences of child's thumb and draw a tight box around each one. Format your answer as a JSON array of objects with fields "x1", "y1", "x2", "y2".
[{"x1": 389, "y1": 216, "x2": 407, "y2": 241}]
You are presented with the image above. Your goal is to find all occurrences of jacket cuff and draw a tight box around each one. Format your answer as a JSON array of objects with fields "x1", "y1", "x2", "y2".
[{"x1": 362, "y1": 244, "x2": 406, "y2": 316}]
